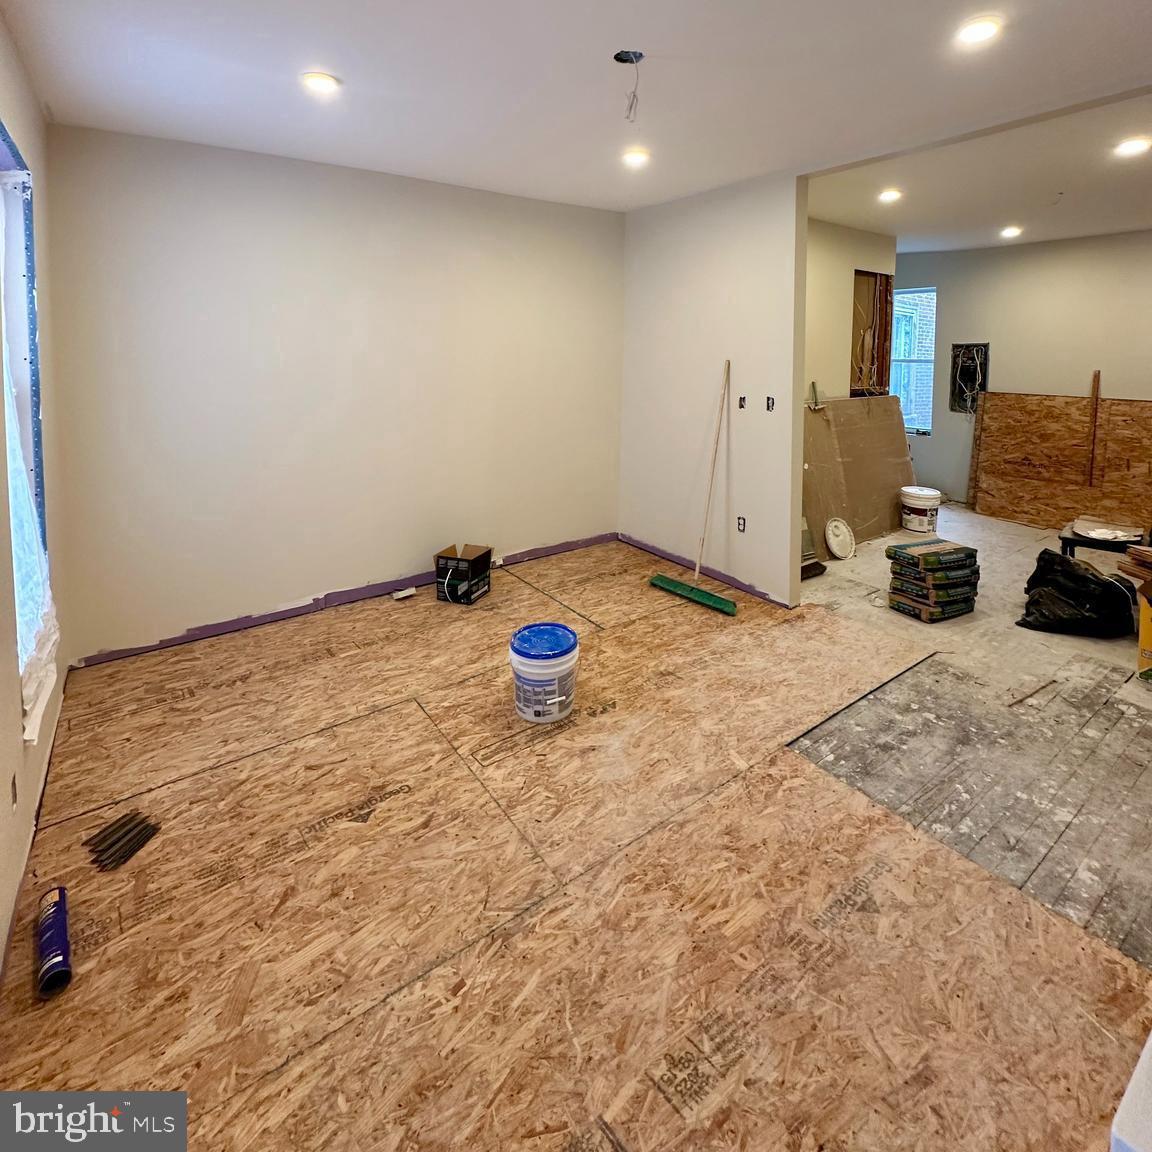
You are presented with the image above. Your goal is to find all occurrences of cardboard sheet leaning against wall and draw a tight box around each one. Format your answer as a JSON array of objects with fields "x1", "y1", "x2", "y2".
[{"x1": 803, "y1": 396, "x2": 916, "y2": 561}]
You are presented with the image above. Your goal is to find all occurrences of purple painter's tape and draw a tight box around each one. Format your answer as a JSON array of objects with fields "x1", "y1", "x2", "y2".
[
  {"x1": 502, "y1": 532, "x2": 619, "y2": 566},
  {"x1": 322, "y1": 569, "x2": 437, "y2": 608},
  {"x1": 618, "y1": 533, "x2": 787, "y2": 606},
  {"x1": 78, "y1": 531, "x2": 782, "y2": 668}
]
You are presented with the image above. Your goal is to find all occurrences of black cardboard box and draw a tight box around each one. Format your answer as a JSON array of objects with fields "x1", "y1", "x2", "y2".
[{"x1": 435, "y1": 544, "x2": 492, "y2": 605}]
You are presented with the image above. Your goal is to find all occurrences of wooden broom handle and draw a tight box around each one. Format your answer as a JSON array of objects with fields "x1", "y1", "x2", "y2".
[{"x1": 695, "y1": 359, "x2": 730, "y2": 583}]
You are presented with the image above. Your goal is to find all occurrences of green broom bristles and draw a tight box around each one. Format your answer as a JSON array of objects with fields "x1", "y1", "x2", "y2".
[{"x1": 650, "y1": 573, "x2": 737, "y2": 615}]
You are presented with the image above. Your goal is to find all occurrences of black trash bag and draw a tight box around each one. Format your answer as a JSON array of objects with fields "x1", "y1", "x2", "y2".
[{"x1": 1017, "y1": 548, "x2": 1136, "y2": 638}]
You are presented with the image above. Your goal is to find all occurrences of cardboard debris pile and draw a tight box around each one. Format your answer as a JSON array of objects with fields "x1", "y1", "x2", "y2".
[{"x1": 885, "y1": 538, "x2": 979, "y2": 623}]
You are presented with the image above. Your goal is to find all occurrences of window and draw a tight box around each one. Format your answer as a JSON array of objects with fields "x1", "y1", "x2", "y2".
[
  {"x1": 889, "y1": 287, "x2": 936, "y2": 434},
  {"x1": 0, "y1": 124, "x2": 57, "y2": 743}
]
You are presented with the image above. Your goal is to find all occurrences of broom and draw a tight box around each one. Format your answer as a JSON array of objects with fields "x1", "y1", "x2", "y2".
[{"x1": 650, "y1": 360, "x2": 738, "y2": 615}]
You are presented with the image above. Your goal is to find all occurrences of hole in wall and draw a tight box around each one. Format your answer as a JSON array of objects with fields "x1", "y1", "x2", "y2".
[{"x1": 10, "y1": 774, "x2": 16, "y2": 811}]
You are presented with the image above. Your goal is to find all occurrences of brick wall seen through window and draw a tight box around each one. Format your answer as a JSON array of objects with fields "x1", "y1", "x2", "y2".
[{"x1": 890, "y1": 288, "x2": 936, "y2": 433}]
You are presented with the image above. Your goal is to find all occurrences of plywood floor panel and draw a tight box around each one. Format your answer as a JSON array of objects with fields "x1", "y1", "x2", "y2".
[
  {"x1": 46, "y1": 576, "x2": 589, "y2": 824},
  {"x1": 508, "y1": 541, "x2": 753, "y2": 629},
  {"x1": 425, "y1": 606, "x2": 931, "y2": 881},
  {"x1": 6, "y1": 534, "x2": 1146, "y2": 1149},
  {"x1": 62, "y1": 570, "x2": 572, "y2": 723},
  {"x1": 0, "y1": 702, "x2": 556, "y2": 1107},
  {"x1": 418, "y1": 594, "x2": 790, "y2": 763},
  {"x1": 190, "y1": 750, "x2": 1151, "y2": 1151}
]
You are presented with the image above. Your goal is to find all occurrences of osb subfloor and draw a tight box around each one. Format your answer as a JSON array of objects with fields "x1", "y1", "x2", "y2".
[
  {"x1": 797, "y1": 504, "x2": 1152, "y2": 968},
  {"x1": 1, "y1": 540, "x2": 1149, "y2": 1149}
]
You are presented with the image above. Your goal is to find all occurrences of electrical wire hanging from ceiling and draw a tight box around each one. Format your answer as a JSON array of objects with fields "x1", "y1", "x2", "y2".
[{"x1": 614, "y1": 50, "x2": 645, "y2": 123}]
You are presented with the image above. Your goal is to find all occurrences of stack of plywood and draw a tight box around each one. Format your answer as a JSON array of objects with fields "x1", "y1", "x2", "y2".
[{"x1": 1120, "y1": 544, "x2": 1152, "y2": 587}]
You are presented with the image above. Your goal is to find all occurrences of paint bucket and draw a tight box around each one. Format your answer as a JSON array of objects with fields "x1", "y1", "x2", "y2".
[
  {"x1": 35, "y1": 886, "x2": 72, "y2": 999},
  {"x1": 509, "y1": 622, "x2": 580, "y2": 724},
  {"x1": 900, "y1": 486, "x2": 942, "y2": 533}
]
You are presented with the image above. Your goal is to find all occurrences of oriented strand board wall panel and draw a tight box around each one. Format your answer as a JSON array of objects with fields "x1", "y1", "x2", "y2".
[
  {"x1": 969, "y1": 392, "x2": 1152, "y2": 529},
  {"x1": 804, "y1": 396, "x2": 915, "y2": 560},
  {"x1": 1100, "y1": 400, "x2": 1152, "y2": 506}
]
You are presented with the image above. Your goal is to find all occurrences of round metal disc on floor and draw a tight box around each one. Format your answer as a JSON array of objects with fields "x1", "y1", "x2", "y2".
[{"x1": 825, "y1": 518, "x2": 856, "y2": 560}]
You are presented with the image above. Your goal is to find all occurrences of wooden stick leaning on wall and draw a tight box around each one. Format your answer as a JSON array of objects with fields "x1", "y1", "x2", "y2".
[
  {"x1": 696, "y1": 358, "x2": 730, "y2": 583},
  {"x1": 1087, "y1": 369, "x2": 1101, "y2": 487},
  {"x1": 649, "y1": 360, "x2": 737, "y2": 615}
]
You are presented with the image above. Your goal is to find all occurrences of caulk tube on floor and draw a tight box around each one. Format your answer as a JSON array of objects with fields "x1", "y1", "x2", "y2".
[{"x1": 36, "y1": 886, "x2": 72, "y2": 998}]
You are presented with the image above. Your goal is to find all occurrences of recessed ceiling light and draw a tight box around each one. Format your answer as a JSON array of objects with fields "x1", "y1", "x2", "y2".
[
  {"x1": 622, "y1": 146, "x2": 650, "y2": 170},
  {"x1": 1000, "y1": 225, "x2": 1023, "y2": 239},
  {"x1": 956, "y1": 16, "x2": 1002, "y2": 45},
  {"x1": 300, "y1": 72, "x2": 342, "y2": 96},
  {"x1": 1114, "y1": 137, "x2": 1152, "y2": 158},
  {"x1": 878, "y1": 188, "x2": 903, "y2": 204}
]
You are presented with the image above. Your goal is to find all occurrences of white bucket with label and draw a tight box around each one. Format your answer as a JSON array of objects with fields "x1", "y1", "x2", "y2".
[
  {"x1": 509, "y1": 622, "x2": 580, "y2": 724},
  {"x1": 900, "y1": 486, "x2": 942, "y2": 533}
]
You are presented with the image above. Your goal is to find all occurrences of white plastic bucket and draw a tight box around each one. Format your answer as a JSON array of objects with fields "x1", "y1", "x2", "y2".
[
  {"x1": 509, "y1": 622, "x2": 580, "y2": 724},
  {"x1": 900, "y1": 486, "x2": 942, "y2": 533}
]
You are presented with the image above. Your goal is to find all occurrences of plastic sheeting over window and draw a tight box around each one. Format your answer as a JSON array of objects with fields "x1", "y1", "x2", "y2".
[{"x1": 0, "y1": 174, "x2": 57, "y2": 741}]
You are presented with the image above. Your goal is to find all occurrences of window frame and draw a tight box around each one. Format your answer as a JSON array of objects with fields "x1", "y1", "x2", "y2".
[
  {"x1": 890, "y1": 286, "x2": 937, "y2": 437},
  {"x1": 0, "y1": 120, "x2": 45, "y2": 547}
]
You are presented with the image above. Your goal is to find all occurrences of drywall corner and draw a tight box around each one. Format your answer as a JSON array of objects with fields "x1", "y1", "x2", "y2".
[
  {"x1": 620, "y1": 171, "x2": 806, "y2": 606},
  {"x1": 788, "y1": 182, "x2": 809, "y2": 607}
]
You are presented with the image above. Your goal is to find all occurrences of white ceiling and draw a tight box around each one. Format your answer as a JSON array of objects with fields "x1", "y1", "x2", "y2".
[
  {"x1": 4, "y1": 0, "x2": 1152, "y2": 211},
  {"x1": 809, "y1": 93, "x2": 1152, "y2": 252}
]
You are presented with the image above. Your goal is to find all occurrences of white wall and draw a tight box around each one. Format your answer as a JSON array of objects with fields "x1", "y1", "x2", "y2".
[
  {"x1": 804, "y1": 219, "x2": 896, "y2": 400},
  {"x1": 897, "y1": 229, "x2": 1152, "y2": 499},
  {"x1": 620, "y1": 174, "x2": 807, "y2": 606},
  {"x1": 48, "y1": 127, "x2": 625, "y2": 660},
  {"x1": 0, "y1": 13, "x2": 63, "y2": 974}
]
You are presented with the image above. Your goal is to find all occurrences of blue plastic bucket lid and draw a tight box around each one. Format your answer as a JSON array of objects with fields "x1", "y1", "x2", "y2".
[{"x1": 510, "y1": 622, "x2": 579, "y2": 660}]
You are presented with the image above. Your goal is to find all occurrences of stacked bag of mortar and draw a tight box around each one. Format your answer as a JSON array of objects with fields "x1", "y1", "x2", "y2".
[{"x1": 884, "y1": 538, "x2": 979, "y2": 623}]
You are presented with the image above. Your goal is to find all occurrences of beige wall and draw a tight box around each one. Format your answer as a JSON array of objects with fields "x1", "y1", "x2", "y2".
[
  {"x1": 0, "y1": 14, "x2": 63, "y2": 973},
  {"x1": 48, "y1": 127, "x2": 625, "y2": 661},
  {"x1": 804, "y1": 219, "x2": 896, "y2": 401},
  {"x1": 897, "y1": 229, "x2": 1152, "y2": 499},
  {"x1": 620, "y1": 173, "x2": 806, "y2": 606}
]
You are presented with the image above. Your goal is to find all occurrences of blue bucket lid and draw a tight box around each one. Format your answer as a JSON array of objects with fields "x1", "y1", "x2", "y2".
[{"x1": 510, "y1": 622, "x2": 579, "y2": 660}]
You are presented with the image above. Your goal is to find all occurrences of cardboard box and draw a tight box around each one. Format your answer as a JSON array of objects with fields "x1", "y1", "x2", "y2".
[
  {"x1": 1139, "y1": 582, "x2": 1151, "y2": 686},
  {"x1": 435, "y1": 544, "x2": 492, "y2": 605}
]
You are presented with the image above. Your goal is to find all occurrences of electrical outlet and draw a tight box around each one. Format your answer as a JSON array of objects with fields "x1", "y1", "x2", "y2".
[
  {"x1": 738, "y1": 395, "x2": 747, "y2": 409},
  {"x1": 737, "y1": 516, "x2": 746, "y2": 533},
  {"x1": 766, "y1": 396, "x2": 775, "y2": 412}
]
